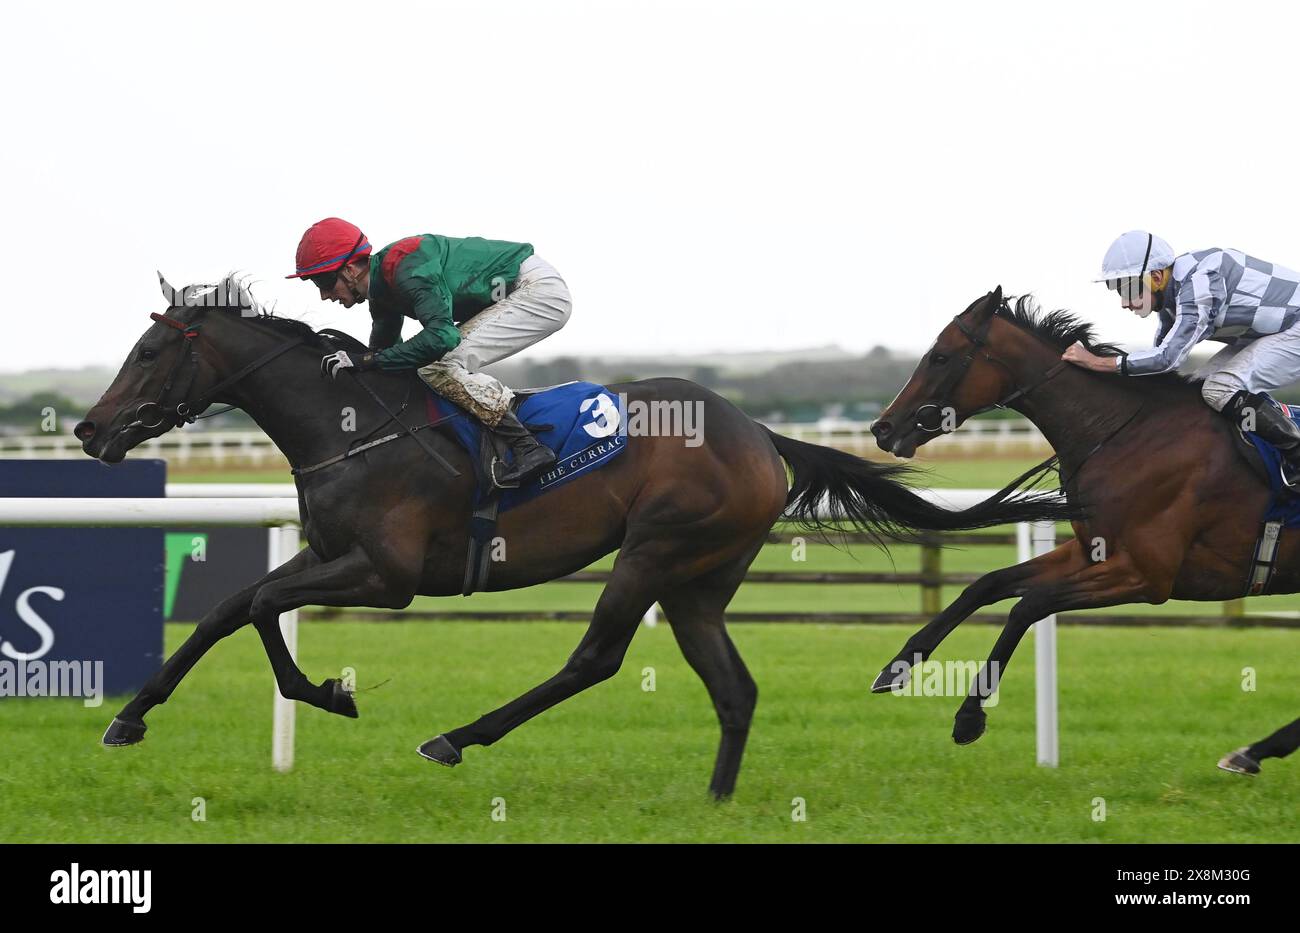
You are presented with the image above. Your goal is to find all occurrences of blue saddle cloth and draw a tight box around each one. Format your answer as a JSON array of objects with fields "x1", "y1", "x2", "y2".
[
  {"x1": 1243, "y1": 397, "x2": 1300, "y2": 526},
  {"x1": 425, "y1": 381, "x2": 629, "y2": 512}
]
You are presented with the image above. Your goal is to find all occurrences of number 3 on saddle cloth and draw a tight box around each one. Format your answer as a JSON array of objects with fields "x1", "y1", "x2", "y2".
[
  {"x1": 421, "y1": 380, "x2": 630, "y2": 595},
  {"x1": 1239, "y1": 395, "x2": 1300, "y2": 594}
]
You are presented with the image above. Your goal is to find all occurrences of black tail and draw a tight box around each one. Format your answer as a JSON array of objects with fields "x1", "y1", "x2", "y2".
[{"x1": 763, "y1": 428, "x2": 1080, "y2": 545}]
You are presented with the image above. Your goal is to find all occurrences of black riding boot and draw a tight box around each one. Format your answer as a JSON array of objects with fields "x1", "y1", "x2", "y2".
[
  {"x1": 490, "y1": 411, "x2": 557, "y2": 488},
  {"x1": 1229, "y1": 390, "x2": 1300, "y2": 488}
]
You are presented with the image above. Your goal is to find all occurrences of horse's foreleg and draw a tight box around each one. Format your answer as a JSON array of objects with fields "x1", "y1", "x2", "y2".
[
  {"x1": 422, "y1": 549, "x2": 658, "y2": 766},
  {"x1": 103, "y1": 546, "x2": 323, "y2": 747},
  {"x1": 1220, "y1": 716, "x2": 1300, "y2": 775},
  {"x1": 951, "y1": 554, "x2": 1154, "y2": 745},
  {"x1": 247, "y1": 546, "x2": 417, "y2": 717},
  {"x1": 872, "y1": 539, "x2": 1087, "y2": 694}
]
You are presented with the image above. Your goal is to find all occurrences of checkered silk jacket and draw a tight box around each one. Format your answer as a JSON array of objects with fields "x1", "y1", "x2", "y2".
[{"x1": 1121, "y1": 249, "x2": 1300, "y2": 375}]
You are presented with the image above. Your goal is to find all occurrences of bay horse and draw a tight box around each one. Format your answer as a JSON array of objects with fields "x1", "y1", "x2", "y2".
[
  {"x1": 75, "y1": 275, "x2": 1078, "y2": 799},
  {"x1": 870, "y1": 287, "x2": 1300, "y2": 775}
]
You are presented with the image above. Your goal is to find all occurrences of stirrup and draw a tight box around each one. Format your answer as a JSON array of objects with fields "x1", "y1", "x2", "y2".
[{"x1": 489, "y1": 456, "x2": 523, "y2": 490}]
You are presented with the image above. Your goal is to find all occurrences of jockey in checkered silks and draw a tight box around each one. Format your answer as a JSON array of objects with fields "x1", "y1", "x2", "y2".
[
  {"x1": 288, "y1": 217, "x2": 570, "y2": 488},
  {"x1": 1062, "y1": 229, "x2": 1300, "y2": 488}
]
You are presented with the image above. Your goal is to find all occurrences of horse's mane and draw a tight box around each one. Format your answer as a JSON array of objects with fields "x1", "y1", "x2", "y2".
[
  {"x1": 174, "y1": 272, "x2": 365, "y2": 352},
  {"x1": 993, "y1": 294, "x2": 1198, "y2": 393}
]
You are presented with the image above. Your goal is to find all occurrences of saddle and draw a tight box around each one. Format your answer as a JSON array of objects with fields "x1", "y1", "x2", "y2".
[
  {"x1": 1233, "y1": 423, "x2": 1274, "y2": 488},
  {"x1": 1229, "y1": 399, "x2": 1300, "y2": 595},
  {"x1": 419, "y1": 380, "x2": 630, "y2": 596},
  {"x1": 1231, "y1": 399, "x2": 1300, "y2": 500}
]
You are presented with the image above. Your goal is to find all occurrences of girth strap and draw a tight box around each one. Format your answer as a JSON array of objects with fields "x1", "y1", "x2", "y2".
[
  {"x1": 1246, "y1": 520, "x2": 1284, "y2": 596},
  {"x1": 462, "y1": 498, "x2": 501, "y2": 596}
]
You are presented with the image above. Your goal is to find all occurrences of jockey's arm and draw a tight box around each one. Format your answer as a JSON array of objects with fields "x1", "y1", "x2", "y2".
[
  {"x1": 1119, "y1": 267, "x2": 1223, "y2": 376},
  {"x1": 371, "y1": 270, "x2": 462, "y2": 371},
  {"x1": 368, "y1": 302, "x2": 404, "y2": 351}
]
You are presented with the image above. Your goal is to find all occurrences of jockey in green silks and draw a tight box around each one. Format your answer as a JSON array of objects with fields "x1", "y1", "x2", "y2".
[{"x1": 288, "y1": 217, "x2": 571, "y2": 488}]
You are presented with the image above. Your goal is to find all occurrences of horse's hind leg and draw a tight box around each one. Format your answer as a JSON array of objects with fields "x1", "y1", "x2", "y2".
[
  {"x1": 425, "y1": 545, "x2": 661, "y2": 765},
  {"x1": 1220, "y1": 716, "x2": 1300, "y2": 775},
  {"x1": 660, "y1": 546, "x2": 762, "y2": 800}
]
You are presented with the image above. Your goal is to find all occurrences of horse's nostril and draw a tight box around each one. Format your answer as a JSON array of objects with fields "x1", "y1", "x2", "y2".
[
  {"x1": 74, "y1": 420, "x2": 96, "y2": 442},
  {"x1": 871, "y1": 420, "x2": 892, "y2": 439}
]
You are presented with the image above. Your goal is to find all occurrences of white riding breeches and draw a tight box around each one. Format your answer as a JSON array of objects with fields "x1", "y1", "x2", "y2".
[
  {"x1": 418, "y1": 255, "x2": 572, "y2": 426},
  {"x1": 1195, "y1": 319, "x2": 1300, "y2": 411}
]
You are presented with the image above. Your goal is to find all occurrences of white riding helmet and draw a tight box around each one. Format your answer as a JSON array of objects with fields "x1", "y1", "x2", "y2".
[{"x1": 1094, "y1": 230, "x2": 1175, "y2": 283}]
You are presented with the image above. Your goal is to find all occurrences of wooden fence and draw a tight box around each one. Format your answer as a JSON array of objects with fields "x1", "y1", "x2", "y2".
[{"x1": 304, "y1": 529, "x2": 1299, "y2": 628}]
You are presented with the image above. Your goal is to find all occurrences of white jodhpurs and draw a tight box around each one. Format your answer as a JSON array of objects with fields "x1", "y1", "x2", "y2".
[
  {"x1": 1195, "y1": 320, "x2": 1300, "y2": 411},
  {"x1": 418, "y1": 255, "x2": 572, "y2": 426}
]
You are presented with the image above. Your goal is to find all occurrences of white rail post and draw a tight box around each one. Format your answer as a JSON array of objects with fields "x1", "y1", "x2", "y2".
[
  {"x1": 1019, "y1": 519, "x2": 1059, "y2": 767},
  {"x1": 269, "y1": 524, "x2": 300, "y2": 773}
]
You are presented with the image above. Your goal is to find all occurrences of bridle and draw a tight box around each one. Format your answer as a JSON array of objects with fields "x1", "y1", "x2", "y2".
[
  {"x1": 121, "y1": 306, "x2": 460, "y2": 478},
  {"x1": 911, "y1": 303, "x2": 1145, "y2": 492},
  {"x1": 122, "y1": 307, "x2": 305, "y2": 432},
  {"x1": 912, "y1": 306, "x2": 1069, "y2": 434}
]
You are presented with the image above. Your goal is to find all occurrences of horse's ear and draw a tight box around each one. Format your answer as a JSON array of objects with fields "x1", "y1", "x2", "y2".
[
  {"x1": 962, "y1": 286, "x2": 1002, "y2": 320},
  {"x1": 158, "y1": 271, "x2": 180, "y2": 306},
  {"x1": 974, "y1": 285, "x2": 1004, "y2": 320}
]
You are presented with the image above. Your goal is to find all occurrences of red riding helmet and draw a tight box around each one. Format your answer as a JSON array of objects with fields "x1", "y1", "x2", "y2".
[{"x1": 286, "y1": 217, "x2": 372, "y2": 279}]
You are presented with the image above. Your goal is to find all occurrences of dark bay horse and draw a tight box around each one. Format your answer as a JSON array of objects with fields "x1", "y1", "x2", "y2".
[
  {"x1": 870, "y1": 287, "x2": 1300, "y2": 775},
  {"x1": 75, "y1": 275, "x2": 1078, "y2": 798}
]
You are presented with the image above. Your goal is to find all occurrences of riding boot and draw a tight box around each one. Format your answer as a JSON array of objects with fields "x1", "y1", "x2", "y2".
[
  {"x1": 490, "y1": 411, "x2": 556, "y2": 488},
  {"x1": 1229, "y1": 390, "x2": 1300, "y2": 488}
]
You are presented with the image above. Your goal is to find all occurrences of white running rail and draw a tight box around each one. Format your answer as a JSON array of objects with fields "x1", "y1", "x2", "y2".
[{"x1": 1, "y1": 417, "x2": 1049, "y2": 463}]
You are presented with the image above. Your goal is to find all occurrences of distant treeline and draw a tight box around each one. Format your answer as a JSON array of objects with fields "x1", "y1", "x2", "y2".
[
  {"x1": 9, "y1": 346, "x2": 1300, "y2": 434},
  {"x1": 483, "y1": 347, "x2": 925, "y2": 422}
]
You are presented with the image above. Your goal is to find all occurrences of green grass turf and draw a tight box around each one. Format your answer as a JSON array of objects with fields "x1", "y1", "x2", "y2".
[{"x1": 2, "y1": 621, "x2": 1297, "y2": 842}]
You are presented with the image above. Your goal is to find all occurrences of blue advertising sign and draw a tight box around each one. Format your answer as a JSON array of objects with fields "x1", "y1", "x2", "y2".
[{"x1": 0, "y1": 460, "x2": 165, "y2": 701}]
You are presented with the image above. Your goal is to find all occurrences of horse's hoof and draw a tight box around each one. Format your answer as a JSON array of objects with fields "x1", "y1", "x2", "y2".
[
  {"x1": 417, "y1": 735, "x2": 462, "y2": 767},
  {"x1": 1217, "y1": 747, "x2": 1261, "y2": 775},
  {"x1": 952, "y1": 708, "x2": 987, "y2": 745},
  {"x1": 326, "y1": 679, "x2": 359, "y2": 719},
  {"x1": 871, "y1": 657, "x2": 915, "y2": 694},
  {"x1": 102, "y1": 717, "x2": 147, "y2": 747}
]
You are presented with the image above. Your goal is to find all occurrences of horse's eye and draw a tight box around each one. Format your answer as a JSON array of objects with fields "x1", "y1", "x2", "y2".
[
  {"x1": 140, "y1": 348, "x2": 157, "y2": 362},
  {"x1": 931, "y1": 352, "x2": 949, "y2": 366}
]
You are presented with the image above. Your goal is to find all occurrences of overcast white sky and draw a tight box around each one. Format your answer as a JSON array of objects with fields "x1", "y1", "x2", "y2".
[{"x1": 3, "y1": 0, "x2": 1298, "y2": 374}]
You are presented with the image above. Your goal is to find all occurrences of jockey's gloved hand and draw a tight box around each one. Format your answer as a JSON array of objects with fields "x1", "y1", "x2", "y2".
[{"x1": 320, "y1": 350, "x2": 379, "y2": 379}]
